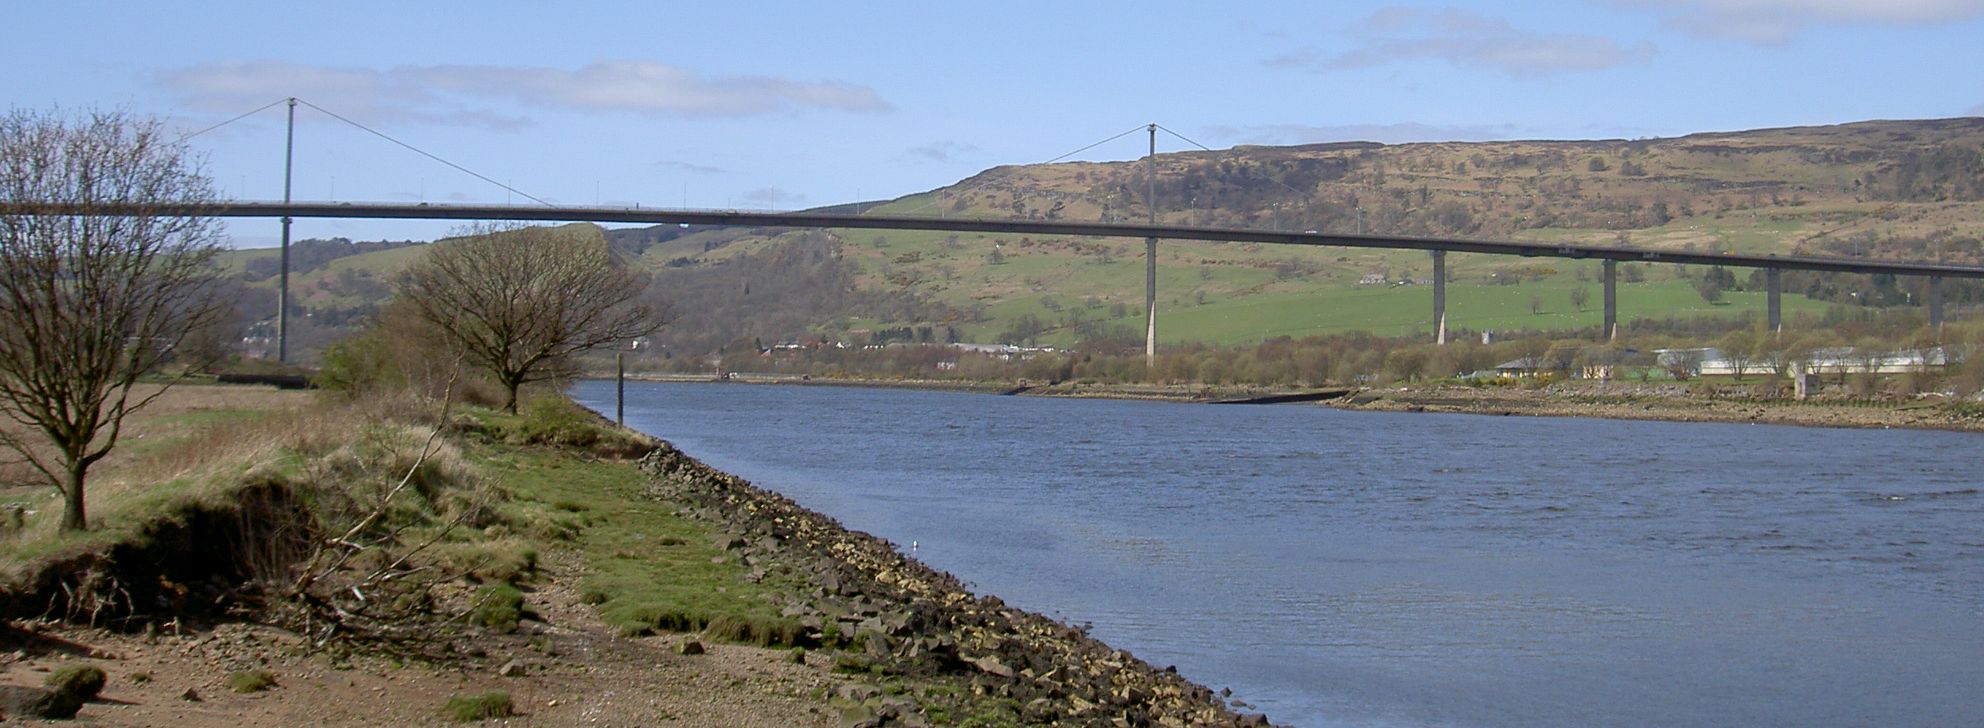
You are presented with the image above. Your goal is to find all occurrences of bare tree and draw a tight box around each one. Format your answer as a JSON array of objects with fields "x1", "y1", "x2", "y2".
[
  {"x1": 0, "y1": 109, "x2": 228, "y2": 531},
  {"x1": 396, "y1": 223, "x2": 660, "y2": 412},
  {"x1": 1720, "y1": 330, "x2": 1758, "y2": 379}
]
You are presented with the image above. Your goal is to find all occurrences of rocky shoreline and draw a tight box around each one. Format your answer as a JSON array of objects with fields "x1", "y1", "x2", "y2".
[
  {"x1": 1326, "y1": 382, "x2": 1984, "y2": 432},
  {"x1": 638, "y1": 443, "x2": 1268, "y2": 727}
]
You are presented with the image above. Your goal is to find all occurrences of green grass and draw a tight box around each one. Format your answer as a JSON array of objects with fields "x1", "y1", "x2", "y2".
[
  {"x1": 442, "y1": 691, "x2": 514, "y2": 722},
  {"x1": 1153, "y1": 278, "x2": 1829, "y2": 345},
  {"x1": 467, "y1": 416, "x2": 804, "y2": 645},
  {"x1": 821, "y1": 220, "x2": 1850, "y2": 347},
  {"x1": 470, "y1": 582, "x2": 525, "y2": 633},
  {"x1": 226, "y1": 669, "x2": 278, "y2": 693},
  {"x1": 45, "y1": 665, "x2": 107, "y2": 700}
]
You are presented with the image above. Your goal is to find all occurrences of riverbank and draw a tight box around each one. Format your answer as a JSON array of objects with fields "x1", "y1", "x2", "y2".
[
  {"x1": 1325, "y1": 381, "x2": 1984, "y2": 432},
  {"x1": 621, "y1": 371, "x2": 1984, "y2": 432},
  {"x1": 0, "y1": 385, "x2": 1260, "y2": 726}
]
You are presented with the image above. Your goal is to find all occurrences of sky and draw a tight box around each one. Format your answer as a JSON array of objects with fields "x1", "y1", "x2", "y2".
[{"x1": 8, "y1": 0, "x2": 1984, "y2": 247}]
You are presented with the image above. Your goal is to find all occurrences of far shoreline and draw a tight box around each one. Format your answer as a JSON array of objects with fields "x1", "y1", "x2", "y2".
[{"x1": 597, "y1": 372, "x2": 1984, "y2": 434}]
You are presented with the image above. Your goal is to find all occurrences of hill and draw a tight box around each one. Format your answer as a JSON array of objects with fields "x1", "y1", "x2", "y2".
[{"x1": 220, "y1": 117, "x2": 1984, "y2": 361}]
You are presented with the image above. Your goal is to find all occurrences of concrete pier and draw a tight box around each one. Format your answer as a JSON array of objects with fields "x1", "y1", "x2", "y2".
[
  {"x1": 1766, "y1": 268, "x2": 1782, "y2": 334},
  {"x1": 1602, "y1": 260, "x2": 1618, "y2": 342},
  {"x1": 1432, "y1": 250, "x2": 1448, "y2": 345},
  {"x1": 1929, "y1": 276, "x2": 1944, "y2": 335}
]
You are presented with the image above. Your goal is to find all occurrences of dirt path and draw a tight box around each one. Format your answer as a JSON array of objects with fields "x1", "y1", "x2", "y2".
[{"x1": 0, "y1": 553, "x2": 846, "y2": 727}]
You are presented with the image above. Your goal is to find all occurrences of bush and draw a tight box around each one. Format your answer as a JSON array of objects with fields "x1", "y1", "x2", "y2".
[
  {"x1": 226, "y1": 669, "x2": 278, "y2": 693},
  {"x1": 473, "y1": 582, "x2": 526, "y2": 633},
  {"x1": 317, "y1": 302, "x2": 507, "y2": 407},
  {"x1": 443, "y1": 692, "x2": 515, "y2": 722},
  {"x1": 45, "y1": 665, "x2": 107, "y2": 700}
]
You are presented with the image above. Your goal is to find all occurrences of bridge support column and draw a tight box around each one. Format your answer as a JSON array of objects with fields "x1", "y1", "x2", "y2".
[
  {"x1": 1601, "y1": 260, "x2": 1618, "y2": 342},
  {"x1": 1766, "y1": 268, "x2": 1782, "y2": 335},
  {"x1": 1144, "y1": 237, "x2": 1157, "y2": 367},
  {"x1": 1431, "y1": 250, "x2": 1447, "y2": 345},
  {"x1": 1929, "y1": 276, "x2": 1945, "y2": 338}
]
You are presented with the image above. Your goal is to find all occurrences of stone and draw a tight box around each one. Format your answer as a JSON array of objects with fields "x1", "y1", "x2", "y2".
[
  {"x1": 835, "y1": 683, "x2": 881, "y2": 702},
  {"x1": 968, "y1": 655, "x2": 1015, "y2": 679},
  {"x1": 674, "y1": 640, "x2": 705, "y2": 656},
  {"x1": 179, "y1": 688, "x2": 203, "y2": 702},
  {"x1": 0, "y1": 685, "x2": 83, "y2": 719},
  {"x1": 498, "y1": 659, "x2": 527, "y2": 678}
]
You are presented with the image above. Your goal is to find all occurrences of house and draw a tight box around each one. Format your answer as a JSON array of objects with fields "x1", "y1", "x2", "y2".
[
  {"x1": 1358, "y1": 273, "x2": 1387, "y2": 286},
  {"x1": 1493, "y1": 356, "x2": 1546, "y2": 378},
  {"x1": 1795, "y1": 347, "x2": 1949, "y2": 376}
]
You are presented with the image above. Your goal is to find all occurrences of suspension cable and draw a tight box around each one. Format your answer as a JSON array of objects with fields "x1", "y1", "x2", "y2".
[
  {"x1": 890, "y1": 124, "x2": 1153, "y2": 217},
  {"x1": 294, "y1": 98, "x2": 557, "y2": 208},
  {"x1": 176, "y1": 98, "x2": 288, "y2": 142}
]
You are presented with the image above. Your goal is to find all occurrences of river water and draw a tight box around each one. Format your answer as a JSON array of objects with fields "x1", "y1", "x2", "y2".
[{"x1": 570, "y1": 380, "x2": 1984, "y2": 727}]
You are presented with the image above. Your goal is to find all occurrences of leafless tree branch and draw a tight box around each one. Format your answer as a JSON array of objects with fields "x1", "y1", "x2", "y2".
[
  {"x1": 395, "y1": 222, "x2": 661, "y2": 412},
  {"x1": 0, "y1": 108, "x2": 228, "y2": 530}
]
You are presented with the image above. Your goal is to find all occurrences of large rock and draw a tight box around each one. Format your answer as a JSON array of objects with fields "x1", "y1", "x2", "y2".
[{"x1": 0, "y1": 685, "x2": 84, "y2": 720}]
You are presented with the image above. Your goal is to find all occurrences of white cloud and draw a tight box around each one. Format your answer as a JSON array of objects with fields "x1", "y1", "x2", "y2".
[
  {"x1": 1206, "y1": 122, "x2": 1526, "y2": 145},
  {"x1": 655, "y1": 160, "x2": 727, "y2": 175},
  {"x1": 157, "y1": 60, "x2": 890, "y2": 128},
  {"x1": 905, "y1": 141, "x2": 981, "y2": 162},
  {"x1": 410, "y1": 61, "x2": 891, "y2": 117},
  {"x1": 1618, "y1": 0, "x2": 1984, "y2": 42},
  {"x1": 158, "y1": 61, "x2": 534, "y2": 130},
  {"x1": 1270, "y1": 8, "x2": 1654, "y2": 76},
  {"x1": 739, "y1": 187, "x2": 802, "y2": 208}
]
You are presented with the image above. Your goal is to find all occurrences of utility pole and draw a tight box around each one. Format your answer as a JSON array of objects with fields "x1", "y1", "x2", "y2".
[
  {"x1": 1144, "y1": 123, "x2": 1158, "y2": 367},
  {"x1": 277, "y1": 97, "x2": 296, "y2": 363}
]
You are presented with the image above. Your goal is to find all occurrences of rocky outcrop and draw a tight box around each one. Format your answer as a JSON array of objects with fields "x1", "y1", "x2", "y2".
[{"x1": 639, "y1": 444, "x2": 1269, "y2": 727}]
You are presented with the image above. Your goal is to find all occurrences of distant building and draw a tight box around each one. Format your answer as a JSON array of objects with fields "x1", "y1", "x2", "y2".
[
  {"x1": 1493, "y1": 356, "x2": 1546, "y2": 378},
  {"x1": 1358, "y1": 273, "x2": 1388, "y2": 286}
]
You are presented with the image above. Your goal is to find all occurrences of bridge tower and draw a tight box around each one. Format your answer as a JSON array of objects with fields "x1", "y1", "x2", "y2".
[
  {"x1": 277, "y1": 97, "x2": 297, "y2": 362},
  {"x1": 1144, "y1": 123, "x2": 1158, "y2": 367}
]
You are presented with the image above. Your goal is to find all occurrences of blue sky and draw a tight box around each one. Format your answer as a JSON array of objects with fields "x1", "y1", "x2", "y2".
[{"x1": 9, "y1": 0, "x2": 1984, "y2": 247}]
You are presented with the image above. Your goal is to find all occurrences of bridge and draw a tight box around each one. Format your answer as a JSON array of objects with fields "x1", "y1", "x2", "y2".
[
  {"x1": 10, "y1": 101, "x2": 1984, "y2": 364},
  {"x1": 12, "y1": 198, "x2": 1984, "y2": 361}
]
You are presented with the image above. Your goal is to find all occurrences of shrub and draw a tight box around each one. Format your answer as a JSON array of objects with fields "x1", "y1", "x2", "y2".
[
  {"x1": 443, "y1": 692, "x2": 515, "y2": 722},
  {"x1": 45, "y1": 665, "x2": 107, "y2": 700},
  {"x1": 226, "y1": 669, "x2": 278, "y2": 693},
  {"x1": 509, "y1": 396, "x2": 652, "y2": 458},
  {"x1": 473, "y1": 582, "x2": 526, "y2": 633},
  {"x1": 433, "y1": 539, "x2": 538, "y2": 582}
]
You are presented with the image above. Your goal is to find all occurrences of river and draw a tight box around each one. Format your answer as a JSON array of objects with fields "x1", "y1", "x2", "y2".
[{"x1": 570, "y1": 380, "x2": 1984, "y2": 727}]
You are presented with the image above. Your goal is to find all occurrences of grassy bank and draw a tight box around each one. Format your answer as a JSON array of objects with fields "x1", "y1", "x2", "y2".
[
  {"x1": 0, "y1": 386, "x2": 805, "y2": 646},
  {"x1": 0, "y1": 384, "x2": 1260, "y2": 726}
]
